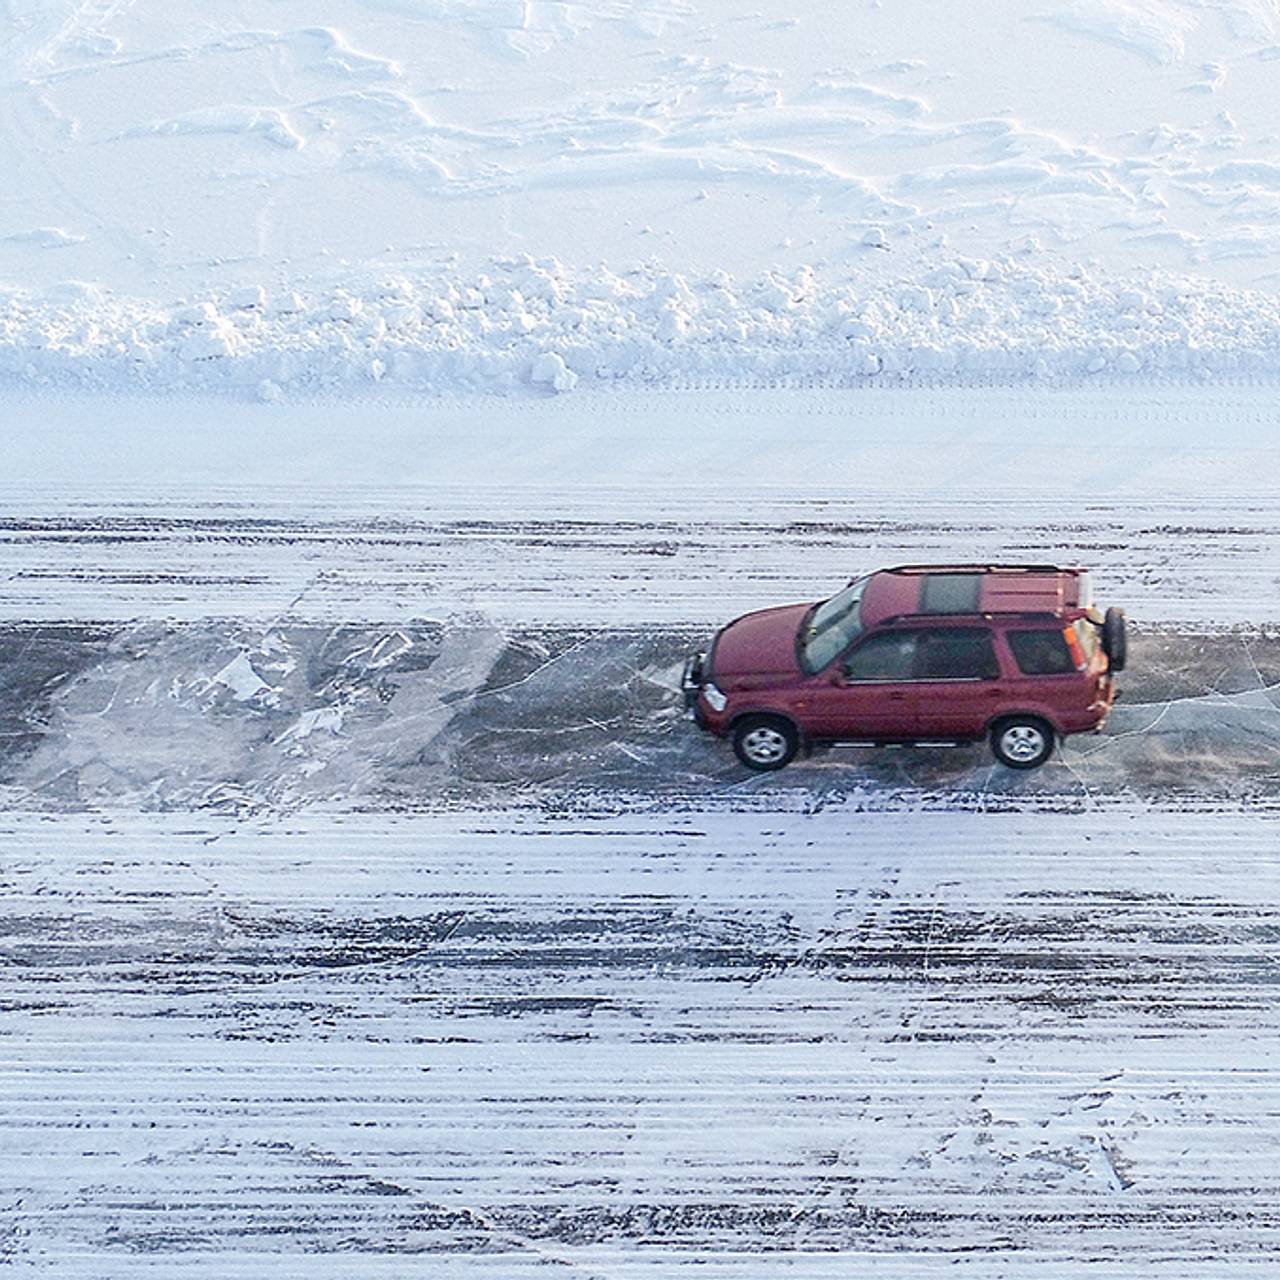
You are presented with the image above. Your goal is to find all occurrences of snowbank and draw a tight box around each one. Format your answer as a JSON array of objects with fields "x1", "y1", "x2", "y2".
[{"x1": 3, "y1": 257, "x2": 1279, "y2": 398}]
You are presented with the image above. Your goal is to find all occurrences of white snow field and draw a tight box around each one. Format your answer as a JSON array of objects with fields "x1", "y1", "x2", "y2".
[
  {"x1": 5, "y1": 0, "x2": 1280, "y2": 394},
  {"x1": 5, "y1": 0, "x2": 1280, "y2": 1275}
]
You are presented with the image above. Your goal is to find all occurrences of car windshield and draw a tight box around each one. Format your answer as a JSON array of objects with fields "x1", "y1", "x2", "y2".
[{"x1": 800, "y1": 577, "x2": 868, "y2": 673}]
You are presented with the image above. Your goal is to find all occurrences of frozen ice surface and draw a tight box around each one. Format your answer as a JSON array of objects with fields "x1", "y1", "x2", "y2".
[
  {"x1": 0, "y1": 619, "x2": 1277, "y2": 813},
  {"x1": 2, "y1": 394, "x2": 1279, "y2": 1274}
]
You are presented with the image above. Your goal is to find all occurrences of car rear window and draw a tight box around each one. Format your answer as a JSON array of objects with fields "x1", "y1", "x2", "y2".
[
  {"x1": 916, "y1": 628, "x2": 999, "y2": 679},
  {"x1": 1008, "y1": 629, "x2": 1076, "y2": 675}
]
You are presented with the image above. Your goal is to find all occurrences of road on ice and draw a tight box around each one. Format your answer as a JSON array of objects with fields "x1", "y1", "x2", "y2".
[{"x1": 2, "y1": 387, "x2": 1279, "y2": 1276}]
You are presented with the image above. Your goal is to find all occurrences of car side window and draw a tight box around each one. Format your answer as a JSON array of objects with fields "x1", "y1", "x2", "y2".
[
  {"x1": 842, "y1": 631, "x2": 918, "y2": 681},
  {"x1": 1008, "y1": 629, "x2": 1075, "y2": 675},
  {"x1": 915, "y1": 628, "x2": 999, "y2": 680}
]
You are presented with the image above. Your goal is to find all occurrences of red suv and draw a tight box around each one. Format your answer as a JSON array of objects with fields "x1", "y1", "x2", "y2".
[{"x1": 682, "y1": 564, "x2": 1124, "y2": 771}]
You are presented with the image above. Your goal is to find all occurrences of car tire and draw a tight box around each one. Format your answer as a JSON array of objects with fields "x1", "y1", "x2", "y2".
[
  {"x1": 990, "y1": 715, "x2": 1055, "y2": 770},
  {"x1": 1102, "y1": 606, "x2": 1127, "y2": 673},
  {"x1": 732, "y1": 715, "x2": 799, "y2": 771}
]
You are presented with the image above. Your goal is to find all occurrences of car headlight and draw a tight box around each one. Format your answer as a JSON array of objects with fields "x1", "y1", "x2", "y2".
[{"x1": 702, "y1": 682, "x2": 728, "y2": 712}]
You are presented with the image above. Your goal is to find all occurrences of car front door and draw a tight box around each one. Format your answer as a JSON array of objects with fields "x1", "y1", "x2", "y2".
[
  {"x1": 909, "y1": 627, "x2": 1002, "y2": 738},
  {"x1": 797, "y1": 629, "x2": 921, "y2": 740}
]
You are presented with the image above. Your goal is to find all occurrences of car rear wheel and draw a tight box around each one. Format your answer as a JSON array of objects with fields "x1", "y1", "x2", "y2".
[
  {"x1": 990, "y1": 716, "x2": 1055, "y2": 770},
  {"x1": 1102, "y1": 606, "x2": 1127, "y2": 673},
  {"x1": 732, "y1": 715, "x2": 799, "y2": 771}
]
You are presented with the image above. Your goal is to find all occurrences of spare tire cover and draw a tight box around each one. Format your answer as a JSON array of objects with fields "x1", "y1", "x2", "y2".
[{"x1": 1102, "y1": 606, "x2": 1127, "y2": 673}]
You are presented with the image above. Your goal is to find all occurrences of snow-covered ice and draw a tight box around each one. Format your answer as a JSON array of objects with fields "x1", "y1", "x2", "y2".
[{"x1": 6, "y1": 805, "x2": 1280, "y2": 1275}]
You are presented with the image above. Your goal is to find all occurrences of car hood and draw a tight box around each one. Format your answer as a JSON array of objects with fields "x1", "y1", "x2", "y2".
[{"x1": 710, "y1": 603, "x2": 809, "y2": 678}]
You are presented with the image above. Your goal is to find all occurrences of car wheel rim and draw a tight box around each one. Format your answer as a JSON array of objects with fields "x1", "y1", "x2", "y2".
[
  {"x1": 742, "y1": 727, "x2": 788, "y2": 763},
  {"x1": 1000, "y1": 724, "x2": 1046, "y2": 762}
]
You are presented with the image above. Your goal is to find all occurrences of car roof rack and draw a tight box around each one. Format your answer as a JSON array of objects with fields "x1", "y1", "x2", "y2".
[
  {"x1": 884, "y1": 563, "x2": 1080, "y2": 576},
  {"x1": 876, "y1": 609, "x2": 1067, "y2": 626}
]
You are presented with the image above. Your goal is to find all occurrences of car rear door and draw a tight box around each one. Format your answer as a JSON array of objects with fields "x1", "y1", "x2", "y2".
[
  {"x1": 1001, "y1": 624, "x2": 1092, "y2": 728},
  {"x1": 909, "y1": 627, "x2": 1002, "y2": 739}
]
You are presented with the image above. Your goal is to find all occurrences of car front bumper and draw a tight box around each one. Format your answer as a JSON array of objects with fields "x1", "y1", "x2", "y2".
[
  {"x1": 681, "y1": 652, "x2": 706, "y2": 720},
  {"x1": 682, "y1": 652, "x2": 729, "y2": 733}
]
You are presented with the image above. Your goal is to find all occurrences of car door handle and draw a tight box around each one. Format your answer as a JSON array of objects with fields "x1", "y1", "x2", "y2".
[{"x1": 888, "y1": 691, "x2": 907, "y2": 700}]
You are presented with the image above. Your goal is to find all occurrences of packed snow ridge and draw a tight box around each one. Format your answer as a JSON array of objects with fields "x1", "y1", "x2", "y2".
[{"x1": 3, "y1": 257, "x2": 1280, "y2": 399}]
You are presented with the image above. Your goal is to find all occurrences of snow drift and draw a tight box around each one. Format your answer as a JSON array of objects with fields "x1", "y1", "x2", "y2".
[{"x1": 3, "y1": 257, "x2": 1280, "y2": 399}]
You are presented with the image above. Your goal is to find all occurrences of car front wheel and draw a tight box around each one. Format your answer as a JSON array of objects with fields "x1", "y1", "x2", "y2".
[
  {"x1": 990, "y1": 716, "x2": 1055, "y2": 770},
  {"x1": 732, "y1": 715, "x2": 799, "y2": 771}
]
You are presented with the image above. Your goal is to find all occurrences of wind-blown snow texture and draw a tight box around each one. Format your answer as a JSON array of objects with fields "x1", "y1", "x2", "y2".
[{"x1": 4, "y1": 0, "x2": 1280, "y2": 396}]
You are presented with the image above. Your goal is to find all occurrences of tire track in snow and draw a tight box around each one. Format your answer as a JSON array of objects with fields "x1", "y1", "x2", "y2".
[
  {"x1": 1, "y1": 490, "x2": 1279, "y2": 627},
  {"x1": 3, "y1": 809, "x2": 1280, "y2": 1274}
]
